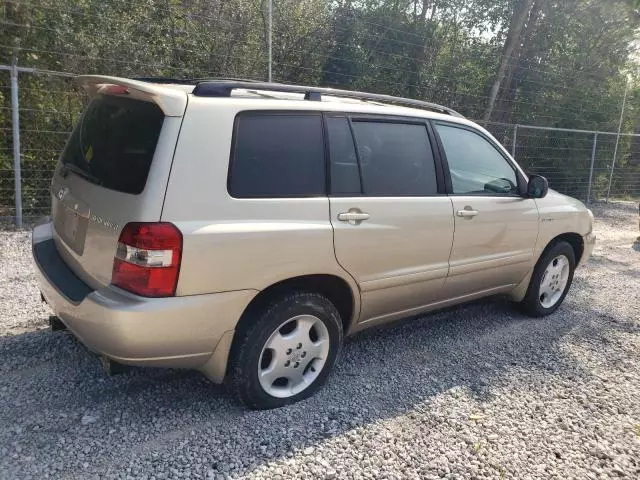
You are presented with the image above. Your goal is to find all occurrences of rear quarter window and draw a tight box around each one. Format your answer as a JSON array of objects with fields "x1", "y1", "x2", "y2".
[
  {"x1": 228, "y1": 113, "x2": 326, "y2": 198},
  {"x1": 61, "y1": 95, "x2": 165, "y2": 195}
]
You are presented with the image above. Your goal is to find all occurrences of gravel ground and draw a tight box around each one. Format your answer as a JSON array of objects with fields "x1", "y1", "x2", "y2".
[{"x1": 0, "y1": 201, "x2": 639, "y2": 480}]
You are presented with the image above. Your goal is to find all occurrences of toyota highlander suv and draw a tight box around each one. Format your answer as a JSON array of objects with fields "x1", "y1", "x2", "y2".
[{"x1": 32, "y1": 76, "x2": 596, "y2": 409}]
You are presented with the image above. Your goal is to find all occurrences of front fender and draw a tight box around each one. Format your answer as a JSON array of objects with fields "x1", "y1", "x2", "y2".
[
  {"x1": 534, "y1": 190, "x2": 593, "y2": 258},
  {"x1": 508, "y1": 190, "x2": 594, "y2": 303}
]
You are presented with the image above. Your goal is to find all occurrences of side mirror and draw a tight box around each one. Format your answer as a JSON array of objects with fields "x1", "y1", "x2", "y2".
[
  {"x1": 484, "y1": 178, "x2": 516, "y2": 194},
  {"x1": 527, "y1": 175, "x2": 549, "y2": 199}
]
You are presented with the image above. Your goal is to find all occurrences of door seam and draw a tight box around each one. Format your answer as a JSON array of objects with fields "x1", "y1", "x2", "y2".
[
  {"x1": 328, "y1": 199, "x2": 363, "y2": 324},
  {"x1": 445, "y1": 195, "x2": 456, "y2": 278}
]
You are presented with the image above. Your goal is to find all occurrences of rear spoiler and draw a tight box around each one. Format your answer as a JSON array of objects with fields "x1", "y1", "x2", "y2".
[{"x1": 76, "y1": 75, "x2": 188, "y2": 117}]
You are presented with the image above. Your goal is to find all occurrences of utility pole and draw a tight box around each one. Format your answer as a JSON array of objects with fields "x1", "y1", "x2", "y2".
[
  {"x1": 606, "y1": 78, "x2": 630, "y2": 202},
  {"x1": 268, "y1": 0, "x2": 272, "y2": 82}
]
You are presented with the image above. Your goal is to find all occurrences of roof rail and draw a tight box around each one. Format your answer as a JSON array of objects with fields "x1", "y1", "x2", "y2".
[
  {"x1": 133, "y1": 76, "x2": 263, "y2": 85},
  {"x1": 191, "y1": 81, "x2": 464, "y2": 118}
]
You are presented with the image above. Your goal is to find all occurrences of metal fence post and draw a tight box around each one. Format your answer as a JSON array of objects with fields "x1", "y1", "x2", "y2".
[
  {"x1": 586, "y1": 132, "x2": 598, "y2": 204},
  {"x1": 606, "y1": 134, "x2": 621, "y2": 204},
  {"x1": 267, "y1": 0, "x2": 272, "y2": 82},
  {"x1": 606, "y1": 79, "x2": 629, "y2": 203},
  {"x1": 511, "y1": 124, "x2": 518, "y2": 158},
  {"x1": 10, "y1": 56, "x2": 23, "y2": 229}
]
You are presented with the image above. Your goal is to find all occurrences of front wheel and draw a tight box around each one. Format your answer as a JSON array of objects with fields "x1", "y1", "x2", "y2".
[
  {"x1": 227, "y1": 292, "x2": 343, "y2": 409},
  {"x1": 520, "y1": 241, "x2": 576, "y2": 317}
]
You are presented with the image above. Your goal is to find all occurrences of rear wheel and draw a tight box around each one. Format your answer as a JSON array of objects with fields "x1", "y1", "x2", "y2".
[
  {"x1": 227, "y1": 292, "x2": 343, "y2": 409},
  {"x1": 521, "y1": 241, "x2": 576, "y2": 317}
]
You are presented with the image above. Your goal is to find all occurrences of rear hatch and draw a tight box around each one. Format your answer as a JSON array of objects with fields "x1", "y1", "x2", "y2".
[{"x1": 50, "y1": 76, "x2": 188, "y2": 290}]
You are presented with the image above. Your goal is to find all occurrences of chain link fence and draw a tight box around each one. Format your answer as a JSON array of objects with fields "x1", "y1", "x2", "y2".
[
  {"x1": 483, "y1": 122, "x2": 640, "y2": 204},
  {"x1": 0, "y1": 67, "x2": 84, "y2": 225},
  {"x1": 1, "y1": 67, "x2": 639, "y2": 228}
]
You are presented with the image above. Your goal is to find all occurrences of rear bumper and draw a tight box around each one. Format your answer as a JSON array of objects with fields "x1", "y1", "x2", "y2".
[{"x1": 32, "y1": 222, "x2": 256, "y2": 381}]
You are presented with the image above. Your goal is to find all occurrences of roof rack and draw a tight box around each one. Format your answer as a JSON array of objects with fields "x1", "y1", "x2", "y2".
[{"x1": 191, "y1": 81, "x2": 464, "y2": 118}]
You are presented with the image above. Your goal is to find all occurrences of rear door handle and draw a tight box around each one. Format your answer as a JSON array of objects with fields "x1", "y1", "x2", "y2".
[
  {"x1": 337, "y1": 209, "x2": 370, "y2": 225},
  {"x1": 456, "y1": 209, "x2": 479, "y2": 218}
]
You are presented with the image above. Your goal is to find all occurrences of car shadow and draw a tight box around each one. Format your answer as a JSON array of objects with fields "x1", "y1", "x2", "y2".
[{"x1": 1, "y1": 288, "x2": 637, "y2": 479}]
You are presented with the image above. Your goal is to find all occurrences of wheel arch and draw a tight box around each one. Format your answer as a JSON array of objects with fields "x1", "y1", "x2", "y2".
[
  {"x1": 509, "y1": 232, "x2": 584, "y2": 303},
  {"x1": 213, "y1": 274, "x2": 358, "y2": 382},
  {"x1": 234, "y1": 274, "x2": 358, "y2": 336},
  {"x1": 540, "y1": 232, "x2": 584, "y2": 265}
]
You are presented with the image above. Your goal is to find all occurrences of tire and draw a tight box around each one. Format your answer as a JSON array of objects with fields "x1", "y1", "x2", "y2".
[
  {"x1": 520, "y1": 241, "x2": 576, "y2": 317},
  {"x1": 226, "y1": 292, "x2": 343, "y2": 409}
]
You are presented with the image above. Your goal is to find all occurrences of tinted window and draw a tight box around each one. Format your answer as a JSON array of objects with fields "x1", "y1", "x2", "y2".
[
  {"x1": 435, "y1": 124, "x2": 519, "y2": 195},
  {"x1": 351, "y1": 121, "x2": 437, "y2": 196},
  {"x1": 326, "y1": 117, "x2": 361, "y2": 195},
  {"x1": 229, "y1": 114, "x2": 325, "y2": 198},
  {"x1": 61, "y1": 95, "x2": 164, "y2": 194}
]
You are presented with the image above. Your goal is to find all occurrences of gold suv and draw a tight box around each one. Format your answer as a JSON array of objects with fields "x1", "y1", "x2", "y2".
[{"x1": 32, "y1": 77, "x2": 596, "y2": 409}]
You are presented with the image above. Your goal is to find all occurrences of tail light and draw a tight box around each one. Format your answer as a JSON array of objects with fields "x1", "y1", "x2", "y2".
[{"x1": 112, "y1": 222, "x2": 182, "y2": 297}]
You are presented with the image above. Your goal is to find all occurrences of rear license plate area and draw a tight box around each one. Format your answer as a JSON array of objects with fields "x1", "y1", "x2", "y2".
[{"x1": 53, "y1": 191, "x2": 90, "y2": 256}]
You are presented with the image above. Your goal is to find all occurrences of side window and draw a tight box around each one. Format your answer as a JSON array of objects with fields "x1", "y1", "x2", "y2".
[
  {"x1": 326, "y1": 117, "x2": 361, "y2": 195},
  {"x1": 229, "y1": 113, "x2": 325, "y2": 198},
  {"x1": 351, "y1": 121, "x2": 437, "y2": 196},
  {"x1": 435, "y1": 124, "x2": 519, "y2": 196}
]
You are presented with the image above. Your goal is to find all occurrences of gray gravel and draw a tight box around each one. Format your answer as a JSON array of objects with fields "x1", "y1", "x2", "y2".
[{"x1": 1, "y1": 200, "x2": 639, "y2": 480}]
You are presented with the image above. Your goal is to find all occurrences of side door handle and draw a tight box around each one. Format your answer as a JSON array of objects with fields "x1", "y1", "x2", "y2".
[
  {"x1": 337, "y1": 209, "x2": 370, "y2": 225},
  {"x1": 456, "y1": 208, "x2": 479, "y2": 218}
]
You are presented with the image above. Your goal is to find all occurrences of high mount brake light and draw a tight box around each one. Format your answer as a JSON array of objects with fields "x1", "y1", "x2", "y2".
[{"x1": 104, "y1": 85, "x2": 130, "y2": 95}]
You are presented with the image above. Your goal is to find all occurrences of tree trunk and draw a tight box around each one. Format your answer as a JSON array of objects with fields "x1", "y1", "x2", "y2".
[
  {"x1": 492, "y1": 0, "x2": 542, "y2": 124},
  {"x1": 483, "y1": 0, "x2": 534, "y2": 122},
  {"x1": 406, "y1": 1, "x2": 430, "y2": 97}
]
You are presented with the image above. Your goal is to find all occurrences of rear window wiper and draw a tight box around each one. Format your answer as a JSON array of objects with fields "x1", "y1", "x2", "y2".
[{"x1": 60, "y1": 163, "x2": 103, "y2": 186}]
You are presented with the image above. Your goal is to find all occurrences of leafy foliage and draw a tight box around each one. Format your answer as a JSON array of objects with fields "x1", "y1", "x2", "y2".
[{"x1": 0, "y1": 0, "x2": 639, "y2": 216}]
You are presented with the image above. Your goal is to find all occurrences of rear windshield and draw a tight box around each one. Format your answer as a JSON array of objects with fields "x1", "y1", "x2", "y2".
[{"x1": 60, "y1": 95, "x2": 165, "y2": 194}]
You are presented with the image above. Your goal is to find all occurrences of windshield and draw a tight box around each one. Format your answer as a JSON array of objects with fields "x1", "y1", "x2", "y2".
[{"x1": 60, "y1": 95, "x2": 165, "y2": 194}]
